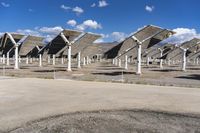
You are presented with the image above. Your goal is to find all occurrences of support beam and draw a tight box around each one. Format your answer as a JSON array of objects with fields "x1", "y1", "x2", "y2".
[
  {"x1": 60, "y1": 32, "x2": 73, "y2": 72},
  {"x1": 131, "y1": 36, "x2": 142, "y2": 75},
  {"x1": 30, "y1": 58, "x2": 33, "y2": 64},
  {"x1": 61, "y1": 56, "x2": 64, "y2": 65},
  {"x1": 19, "y1": 56, "x2": 21, "y2": 63},
  {"x1": 6, "y1": 33, "x2": 19, "y2": 69},
  {"x1": 147, "y1": 57, "x2": 150, "y2": 66},
  {"x1": 181, "y1": 49, "x2": 187, "y2": 71},
  {"x1": 67, "y1": 45, "x2": 72, "y2": 72},
  {"x1": 6, "y1": 53, "x2": 9, "y2": 66},
  {"x1": 14, "y1": 45, "x2": 19, "y2": 69},
  {"x1": 125, "y1": 55, "x2": 128, "y2": 70},
  {"x1": 2, "y1": 54, "x2": 5, "y2": 64},
  {"x1": 39, "y1": 54, "x2": 42, "y2": 67},
  {"x1": 48, "y1": 55, "x2": 51, "y2": 64},
  {"x1": 112, "y1": 59, "x2": 115, "y2": 65},
  {"x1": 53, "y1": 54, "x2": 56, "y2": 65},
  {"x1": 26, "y1": 56, "x2": 29, "y2": 64},
  {"x1": 77, "y1": 52, "x2": 81, "y2": 68},
  {"x1": 83, "y1": 57, "x2": 86, "y2": 66},
  {"x1": 115, "y1": 58, "x2": 118, "y2": 66},
  {"x1": 168, "y1": 59, "x2": 171, "y2": 66},
  {"x1": 158, "y1": 48, "x2": 163, "y2": 69},
  {"x1": 118, "y1": 59, "x2": 121, "y2": 67},
  {"x1": 136, "y1": 44, "x2": 142, "y2": 75}
]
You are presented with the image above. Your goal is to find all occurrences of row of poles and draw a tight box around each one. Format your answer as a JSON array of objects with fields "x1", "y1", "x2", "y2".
[
  {"x1": 112, "y1": 45, "x2": 198, "y2": 74},
  {"x1": 0, "y1": 32, "x2": 102, "y2": 71},
  {"x1": 0, "y1": 52, "x2": 102, "y2": 70},
  {"x1": 111, "y1": 35, "x2": 200, "y2": 74}
]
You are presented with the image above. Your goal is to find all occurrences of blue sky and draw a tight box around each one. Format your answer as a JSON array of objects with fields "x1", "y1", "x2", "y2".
[{"x1": 0, "y1": 0, "x2": 200, "y2": 43}]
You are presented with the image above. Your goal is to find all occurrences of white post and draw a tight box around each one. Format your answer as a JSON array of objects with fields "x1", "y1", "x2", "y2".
[
  {"x1": 48, "y1": 55, "x2": 51, "y2": 64},
  {"x1": 26, "y1": 56, "x2": 29, "y2": 64},
  {"x1": 147, "y1": 57, "x2": 150, "y2": 66},
  {"x1": 158, "y1": 49, "x2": 163, "y2": 69},
  {"x1": 115, "y1": 58, "x2": 118, "y2": 66},
  {"x1": 53, "y1": 55, "x2": 56, "y2": 65},
  {"x1": 168, "y1": 59, "x2": 171, "y2": 66},
  {"x1": 19, "y1": 56, "x2": 21, "y2": 63},
  {"x1": 83, "y1": 57, "x2": 86, "y2": 66},
  {"x1": 99, "y1": 55, "x2": 102, "y2": 62},
  {"x1": 39, "y1": 54, "x2": 42, "y2": 67},
  {"x1": 61, "y1": 56, "x2": 64, "y2": 65},
  {"x1": 125, "y1": 55, "x2": 128, "y2": 70},
  {"x1": 78, "y1": 52, "x2": 81, "y2": 68},
  {"x1": 197, "y1": 58, "x2": 199, "y2": 65},
  {"x1": 2, "y1": 54, "x2": 5, "y2": 64},
  {"x1": 112, "y1": 59, "x2": 115, "y2": 65},
  {"x1": 118, "y1": 59, "x2": 121, "y2": 67},
  {"x1": 30, "y1": 58, "x2": 33, "y2": 64},
  {"x1": 136, "y1": 44, "x2": 142, "y2": 75},
  {"x1": 182, "y1": 49, "x2": 187, "y2": 71},
  {"x1": 86, "y1": 56, "x2": 89, "y2": 65},
  {"x1": 67, "y1": 45, "x2": 72, "y2": 71},
  {"x1": 14, "y1": 45, "x2": 19, "y2": 69},
  {"x1": 6, "y1": 53, "x2": 9, "y2": 66}
]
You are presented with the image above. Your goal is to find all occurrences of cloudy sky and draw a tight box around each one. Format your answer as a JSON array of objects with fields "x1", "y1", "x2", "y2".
[{"x1": 0, "y1": 0, "x2": 200, "y2": 43}]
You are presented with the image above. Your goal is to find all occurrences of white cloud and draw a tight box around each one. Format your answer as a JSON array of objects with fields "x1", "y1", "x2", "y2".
[
  {"x1": 76, "y1": 20, "x2": 102, "y2": 31},
  {"x1": 145, "y1": 5, "x2": 154, "y2": 12},
  {"x1": 1, "y1": 2, "x2": 10, "y2": 7},
  {"x1": 16, "y1": 26, "x2": 63, "y2": 43},
  {"x1": 16, "y1": 29, "x2": 41, "y2": 36},
  {"x1": 163, "y1": 28, "x2": 200, "y2": 44},
  {"x1": 95, "y1": 32, "x2": 127, "y2": 43},
  {"x1": 72, "y1": 6, "x2": 84, "y2": 14},
  {"x1": 60, "y1": 5, "x2": 84, "y2": 15},
  {"x1": 60, "y1": 5, "x2": 71, "y2": 10},
  {"x1": 91, "y1": 3, "x2": 96, "y2": 7},
  {"x1": 111, "y1": 32, "x2": 127, "y2": 42},
  {"x1": 39, "y1": 26, "x2": 63, "y2": 34},
  {"x1": 44, "y1": 34, "x2": 57, "y2": 43},
  {"x1": 0, "y1": 32, "x2": 4, "y2": 37},
  {"x1": 67, "y1": 20, "x2": 77, "y2": 27},
  {"x1": 98, "y1": 0, "x2": 109, "y2": 7}
]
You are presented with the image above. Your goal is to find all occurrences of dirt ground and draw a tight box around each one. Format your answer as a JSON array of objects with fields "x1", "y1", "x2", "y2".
[
  {"x1": 1, "y1": 59, "x2": 200, "y2": 132},
  {"x1": 9, "y1": 110, "x2": 200, "y2": 133},
  {"x1": 0, "y1": 59, "x2": 199, "y2": 88},
  {"x1": 1, "y1": 78, "x2": 200, "y2": 132}
]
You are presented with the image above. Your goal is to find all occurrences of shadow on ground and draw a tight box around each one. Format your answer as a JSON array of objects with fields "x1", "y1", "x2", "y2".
[
  {"x1": 92, "y1": 71, "x2": 136, "y2": 76},
  {"x1": 176, "y1": 74, "x2": 200, "y2": 80},
  {"x1": 151, "y1": 69, "x2": 180, "y2": 72}
]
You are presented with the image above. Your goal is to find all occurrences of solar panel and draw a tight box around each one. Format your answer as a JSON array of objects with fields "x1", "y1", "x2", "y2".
[
  {"x1": 56, "y1": 33, "x2": 101, "y2": 57},
  {"x1": 42, "y1": 29, "x2": 82, "y2": 58},
  {"x1": 18, "y1": 36, "x2": 44, "y2": 57},
  {"x1": 0, "y1": 33, "x2": 24, "y2": 55},
  {"x1": 116, "y1": 26, "x2": 174, "y2": 59},
  {"x1": 162, "y1": 38, "x2": 200, "y2": 60}
]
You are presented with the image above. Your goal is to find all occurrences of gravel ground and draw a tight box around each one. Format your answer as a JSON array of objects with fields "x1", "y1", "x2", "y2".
[{"x1": 9, "y1": 110, "x2": 200, "y2": 133}]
